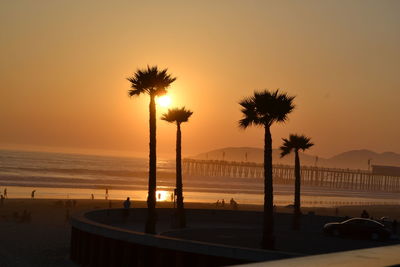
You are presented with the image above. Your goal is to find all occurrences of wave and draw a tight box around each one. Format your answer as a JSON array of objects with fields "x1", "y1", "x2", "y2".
[
  {"x1": 0, "y1": 166, "x2": 175, "y2": 179},
  {"x1": 1, "y1": 150, "x2": 399, "y2": 204}
]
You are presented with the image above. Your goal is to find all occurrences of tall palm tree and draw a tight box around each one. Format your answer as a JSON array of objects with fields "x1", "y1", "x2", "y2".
[
  {"x1": 280, "y1": 134, "x2": 314, "y2": 230},
  {"x1": 239, "y1": 89, "x2": 295, "y2": 249},
  {"x1": 127, "y1": 66, "x2": 176, "y2": 234},
  {"x1": 162, "y1": 107, "x2": 193, "y2": 228}
]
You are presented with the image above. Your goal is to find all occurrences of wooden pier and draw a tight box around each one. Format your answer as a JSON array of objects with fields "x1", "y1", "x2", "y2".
[{"x1": 183, "y1": 159, "x2": 400, "y2": 192}]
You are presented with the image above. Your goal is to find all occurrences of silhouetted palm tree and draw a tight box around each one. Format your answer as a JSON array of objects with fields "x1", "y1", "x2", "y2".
[
  {"x1": 162, "y1": 107, "x2": 193, "y2": 228},
  {"x1": 280, "y1": 134, "x2": 314, "y2": 230},
  {"x1": 127, "y1": 66, "x2": 176, "y2": 234},
  {"x1": 239, "y1": 89, "x2": 295, "y2": 249}
]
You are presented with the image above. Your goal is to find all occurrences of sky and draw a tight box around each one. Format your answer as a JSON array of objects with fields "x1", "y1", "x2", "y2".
[{"x1": 1, "y1": 0, "x2": 400, "y2": 159}]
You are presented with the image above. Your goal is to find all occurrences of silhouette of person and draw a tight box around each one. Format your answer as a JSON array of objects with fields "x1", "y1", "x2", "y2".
[
  {"x1": 158, "y1": 192, "x2": 161, "y2": 200},
  {"x1": 123, "y1": 197, "x2": 131, "y2": 209},
  {"x1": 230, "y1": 198, "x2": 238, "y2": 210},
  {"x1": 361, "y1": 209, "x2": 369, "y2": 218},
  {"x1": 105, "y1": 188, "x2": 109, "y2": 200},
  {"x1": 31, "y1": 190, "x2": 36, "y2": 199},
  {"x1": 123, "y1": 197, "x2": 131, "y2": 218},
  {"x1": 221, "y1": 199, "x2": 225, "y2": 207},
  {"x1": 91, "y1": 194, "x2": 94, "y2": 200},
  {"x1": 4, "y1": 188, "x2": 7, "y2": 198}
]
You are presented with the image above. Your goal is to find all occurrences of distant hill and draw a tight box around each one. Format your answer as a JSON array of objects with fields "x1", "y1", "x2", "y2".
[
  {"x1": 327, "y1": 149, "x2": 400, "y2": 169},
  {"x1": 192, "y1": 147, "x2": 400, "y2": 170},
  {"x1": 193, "y1": 147, "x2": 318, "y2": 166}
]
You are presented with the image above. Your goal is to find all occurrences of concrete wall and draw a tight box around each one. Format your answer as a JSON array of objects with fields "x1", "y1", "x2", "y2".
[{"x1": 70, "y1": 209, "x2": 295, "y2": 267}]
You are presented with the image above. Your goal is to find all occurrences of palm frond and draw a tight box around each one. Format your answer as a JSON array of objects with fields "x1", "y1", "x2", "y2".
[
  {"x1": 280, "y1": 134, "x2": 314, "y2": 156},
  {"x1": 127, "y1": 65, "x2": 176, "y2": 97},
  {"x1": 280, "y1": 137, "x2": 293, "y2": 158},
  {"x1": 239, "y1": 117, "x2": 254, "y2": 129},
  {"x1": 161, "y1": 107, "x2": 193, "y2": 124},
  {"x1": 238, "y1": 89, "x2": 295, "y2": 129}
]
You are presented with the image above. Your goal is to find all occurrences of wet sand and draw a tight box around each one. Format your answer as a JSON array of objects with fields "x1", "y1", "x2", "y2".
[{"x1": 0, "y1": 199, "x2": 399, "y2": 266}]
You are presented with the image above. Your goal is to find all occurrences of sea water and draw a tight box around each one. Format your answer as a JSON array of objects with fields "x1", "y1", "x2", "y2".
[{"x1": 0, "y1": 149, "x2": 399, "y2": 207}]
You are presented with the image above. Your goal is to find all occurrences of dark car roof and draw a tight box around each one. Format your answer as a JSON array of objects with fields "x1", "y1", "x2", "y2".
[{"x1": 341, "y1": 218, "x2": 385, "y2": 227}]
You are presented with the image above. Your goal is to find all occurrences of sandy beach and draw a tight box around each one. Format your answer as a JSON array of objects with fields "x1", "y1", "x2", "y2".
[{"x1": 0, "y1": 199, "x2": 399, "y2": 266}]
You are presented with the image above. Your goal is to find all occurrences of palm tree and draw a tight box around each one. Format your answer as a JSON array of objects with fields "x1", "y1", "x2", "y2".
[
  {"x1": 162, "y1": 107, "x2": 193, "y2": 228},
  {"x1": 239, "y1": 89, "x2": 295, "y2": 249},
  {"x1": 127, "y1": 66, "x2": 176, "y2": 234},
  {"x1": 280, "y1": 134, "x2": 314, "y2": 230}
]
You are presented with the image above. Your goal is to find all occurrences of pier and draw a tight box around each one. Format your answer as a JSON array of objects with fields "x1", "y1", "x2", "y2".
[{"x1": 183, "y1": 159, "x2": 400, "y2": 192}]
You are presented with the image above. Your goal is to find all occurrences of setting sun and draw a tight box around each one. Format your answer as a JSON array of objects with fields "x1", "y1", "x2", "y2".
[{"x1": 156, "y1": 95, "x2": 172, "y2": 108}]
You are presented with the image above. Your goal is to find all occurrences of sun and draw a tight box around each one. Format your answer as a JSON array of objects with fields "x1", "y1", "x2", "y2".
[{"x1": 156, "y1": 95, "x2": 172, "y2": 108}]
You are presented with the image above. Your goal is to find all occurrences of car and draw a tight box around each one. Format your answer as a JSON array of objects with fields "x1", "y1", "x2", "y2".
[
  {"x1": 323, "y1": 218, "x2": 391, "y2": 240},
  {"x1": 378, "y1": 216, "x2": 392, "y2": 228}
]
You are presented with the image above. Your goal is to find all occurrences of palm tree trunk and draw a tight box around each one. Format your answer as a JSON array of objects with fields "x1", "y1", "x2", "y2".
[
  {"x1": 293, "y1": 150, "x2": 301, "y2": 230},
  {"x1": 262, "y1": 125, "x2": 275, "y2": 249},
  {"x1": 176, "y1": 123, "x2": 186, "y2": 228},
  {"x1": 145, "y1": 94, "x2": 157, "y2": 234}
]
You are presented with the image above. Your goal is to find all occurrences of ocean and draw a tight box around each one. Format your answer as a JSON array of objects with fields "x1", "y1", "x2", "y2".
[{"x1": 0, "y1": 149, "x2": 399, "y2": 207}]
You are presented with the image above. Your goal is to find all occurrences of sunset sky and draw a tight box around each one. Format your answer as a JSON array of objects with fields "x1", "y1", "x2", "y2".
[{"x1": 1, "y1": 1, "x2": 399, "y2": 159}]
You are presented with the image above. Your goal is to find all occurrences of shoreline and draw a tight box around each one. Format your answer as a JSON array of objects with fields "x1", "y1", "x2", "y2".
[{"x1": 1, "y1": 184, "x2": 399, "y2": 208}]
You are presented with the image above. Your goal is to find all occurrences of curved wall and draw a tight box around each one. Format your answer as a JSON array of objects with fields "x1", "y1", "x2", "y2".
[{"x1": 70, "y1": 208, "x2": 295, "y2": 267}]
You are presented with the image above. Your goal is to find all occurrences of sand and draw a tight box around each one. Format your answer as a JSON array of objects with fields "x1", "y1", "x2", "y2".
[{"x1": 0, "y1": 199, "x2": 399, "y2": 266}]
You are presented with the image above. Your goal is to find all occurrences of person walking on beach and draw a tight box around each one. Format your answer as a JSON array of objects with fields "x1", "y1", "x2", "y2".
[
  {"x1": 230, "y1": 198, "x2": 239, "y2": 210},
  {"x1": 31, "y1": 190, "x2": 36, "y2": 199},
  {"x1": 4, "y1": 188, "x2": 7, "y2": 198},
  {"x1": 123, "y1": 197, "x2": 131, "y2": 218},
  {"x1": 91, "y1": 194, "x2": 94, "y2": 200},
  {"x1": 123, "y1": 197, "x2": 131, "y2": 209}
]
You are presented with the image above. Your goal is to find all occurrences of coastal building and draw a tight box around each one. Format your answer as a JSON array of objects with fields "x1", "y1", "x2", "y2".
[{"x1": 372, "y1": 165, "x2": 400, "y2": 176}]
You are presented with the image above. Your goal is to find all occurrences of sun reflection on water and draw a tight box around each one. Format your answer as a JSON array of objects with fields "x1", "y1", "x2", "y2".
[{"x1": 156, "y1": 190, "x2": 170, "y2": 202}]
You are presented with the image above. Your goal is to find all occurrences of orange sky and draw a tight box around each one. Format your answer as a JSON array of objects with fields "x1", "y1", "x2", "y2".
[{"x1": 1, "y1": 1, "x2": 400, "y2": 159}]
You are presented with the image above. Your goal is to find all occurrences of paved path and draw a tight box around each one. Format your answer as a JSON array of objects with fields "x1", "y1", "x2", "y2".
[{"x1": 109, "y1": 209, "x2": 399, "y2": 255}]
